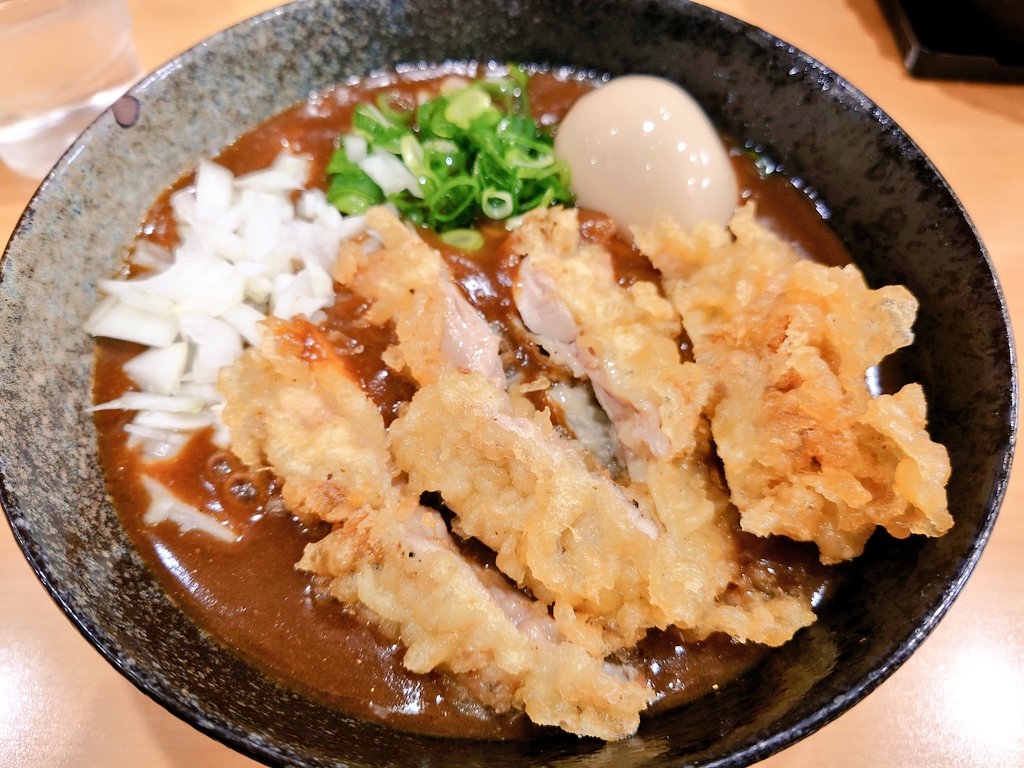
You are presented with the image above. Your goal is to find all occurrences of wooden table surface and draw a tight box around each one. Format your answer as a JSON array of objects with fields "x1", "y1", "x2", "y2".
[{"x1": 2, "y1": 1, "x2": 1022, "y2": 765}]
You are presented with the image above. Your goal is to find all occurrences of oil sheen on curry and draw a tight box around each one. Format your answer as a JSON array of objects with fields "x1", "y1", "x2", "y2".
[{"x1": 89, "y1": 65, "x2": 952, "y2": 741}]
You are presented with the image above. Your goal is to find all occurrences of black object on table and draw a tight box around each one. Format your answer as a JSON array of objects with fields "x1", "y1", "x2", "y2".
[{"x1": 877, "y1": 0, "x2": 1024, "y2": 82}]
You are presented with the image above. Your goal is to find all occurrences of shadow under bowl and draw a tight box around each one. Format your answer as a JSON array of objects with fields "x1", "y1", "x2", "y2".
[{"x1": 0, "y1": 0, "x2": 1015, "y2": 766}]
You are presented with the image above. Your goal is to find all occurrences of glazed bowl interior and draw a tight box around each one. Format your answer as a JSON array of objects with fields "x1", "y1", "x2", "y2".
[{"x1": 0, "y1": 1, "x2": 1014, "y2": 766}]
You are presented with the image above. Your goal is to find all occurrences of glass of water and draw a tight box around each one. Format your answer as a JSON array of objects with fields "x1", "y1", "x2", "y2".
[{"x1": 0, "y1": 0, "x2": 143, "y2": 179}]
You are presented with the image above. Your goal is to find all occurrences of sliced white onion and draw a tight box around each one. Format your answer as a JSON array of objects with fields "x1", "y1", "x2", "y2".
[
  {"x1": 201, "y1": 226, "x2": 246, "y2": 264},
  {"x1": 210, "y1": 402, "x2": 230, "y2": 448},
  {"x1": 297, "y1": 189, "x2": 328, "y2": 221},
  {"x1": 359, "y1": 150, "x2": 422, "y2": 198},
  {"x1": 117, "y1": 253, "x2": 245, "y2": 318},
  {"x1": 88, "y1": 149, "x2": 372, "y2": 457},
  {"x1": 92, "y1": 392, "x2": 205, "y2": 413},
  {"x1": 240, "y1": 190, "x2": 289, "y2": 263},
  {"x1": 334, "y1": 213, "x2": 367, "y2": 240},
  {"x1": 133, "y1": 409, "x2": 217, "y2": 431},
  {"x1": 271, "y1": 271, "x2": 331, "y2": 320},
  {"x1": 125, "y1": 422, "x2": 190, "y2": 446},
  {"x1": 194, "y1": 161, "x2": 235, "y2": 221},
  {"x1": 235, "y1": 152, "x2": 311, "y2": 192},
  {"x1": 305, "y1": 262, "x2": 334, "y2": 299},
  {"x1": 124, "y1": 422, "x2": 190, "y2": 460},
  {"x1": 97, "y1": 278, "x2": 176, "y2": 315},
  {"x1": 141, "y1": 476, "x2": 237, "y2": 542},
  {"x1": 178, "y1": 314, "x2": 243, "y2": 384},
  {"x1": 342, "y1": 134, "x2": 368, "y2": 164},
  {"x1": 177, "y1": 381, "x2": 223, "y2": 404},
  {"x1": 122, "y1": 342, "x2": 189, "y2": 396},
  {"x1": 220, "y1": 303, "x2": 266, "y2": 347},
  {"x1": 85, "y1": 296, "x2": 179, "y2": 347},
  {"x1": 169, "y1": 186, "x2": 198, "y2": 228},
  {"x1": 242, "y1": 274, "x2": 273, "y2": 305}
]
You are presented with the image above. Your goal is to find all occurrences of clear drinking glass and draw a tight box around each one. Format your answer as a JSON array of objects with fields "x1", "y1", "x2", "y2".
[{"x1": 0, "y1": 0, "x2": 143, "y2": 178}]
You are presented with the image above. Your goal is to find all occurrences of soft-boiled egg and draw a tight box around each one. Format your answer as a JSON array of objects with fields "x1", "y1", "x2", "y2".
[{"x1": 554, "y1": 75, "x2": 737, "y2": 234}]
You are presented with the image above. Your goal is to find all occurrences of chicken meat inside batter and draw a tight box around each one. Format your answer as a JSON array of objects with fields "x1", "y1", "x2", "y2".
[
  {"x1": 216, "y1": 204, "x2": 950, "y2": 739},
  {"x1": 221, "y1": 318, "x2": 654, "y2": 740},
  {"x1": 634, "y1": 206, "x2": 951, "y2": 564}
]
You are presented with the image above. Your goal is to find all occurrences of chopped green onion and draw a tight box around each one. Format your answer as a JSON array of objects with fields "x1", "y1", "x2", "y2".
[
  {"x1": 375, "y1": 90, "x2": 415, "y2": 124},
  {"x1": 352, "y1": 104, "x2": 406, "y2": 153},
  {"x1": 507, "y1": 149, "x2": 554, "y2": 171},
  {"x1": 420, "y1": 98, "x2": 459, "y2": 140},
  {"x1": 424, "y1": 137, "x2": 459, "y2": 155},
  {"x1": 506, "y1": 64, "x2": 529, "y2": 97},
  {"x1": 326, "y1": 66, "x2": 573, "y2": 232},
  {"x1": 482, "y1": 188, "x2": 514, "y2": 220},
  {"x1": 399, "y1": 133, "x2": 426, "y2": 176},
  {"x1": 326, "y1": 147, "x2": 383, "y2": 214},
  {"x1": 440, "y1": 228, "x2": 485, "y2": 251},
  {"x1": 445, "y1": 87, "x2": 493, "y2": 129},
  {"x1": 428, "y1": 176, "x2": 479, "y2": 224}
]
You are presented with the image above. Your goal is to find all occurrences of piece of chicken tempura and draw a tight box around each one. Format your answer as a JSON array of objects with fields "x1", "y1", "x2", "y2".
[
  {"x1": 218, "y1": 317, "x2": 654, "y2": 740},
  {"x1": 635, "y1": 205, "x2": 951, "y2": 563},
  {"x1": 510, "y1": 206, "x2": 815, "y2": 645},
  {"x1": 343, "y1": 206, "x2": 504, "y2": 388}
]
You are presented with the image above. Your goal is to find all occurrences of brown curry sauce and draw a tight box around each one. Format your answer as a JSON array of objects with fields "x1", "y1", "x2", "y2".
[{"x1": 93, "y1": 69, "x2": 837, "y2": 740}]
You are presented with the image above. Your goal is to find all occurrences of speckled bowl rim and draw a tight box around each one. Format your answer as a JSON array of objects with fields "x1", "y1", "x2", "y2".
[{"x1": 1, "y1": 1, "x2": 1016, "y2": 766}]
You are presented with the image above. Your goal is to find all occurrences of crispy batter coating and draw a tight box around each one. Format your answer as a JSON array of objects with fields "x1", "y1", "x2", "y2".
[
  {"x1": 512, "y1": 207, "x2": 705, "y2": 459},
  {"x1": 218, "y1": 317, "x2": 393, "y2": 523},
  {"x1": 299, "y1": 497, "x2": 654, "y2": 741},
  {"x1": 511, "y1": 207, "x2": 815, "y2": 643},
  {"x1": 634, "y1": 206, "x2": 952, "y2": 563},
  {"x1": 222, "y1": 317, "x2": 653, "y2": 739},
  {"x1": 391, "y1": 368, "x2": 814, "y2": 651},
  {"x1": 215, "y1": 201, "x2": 951, "y2": 740},
  {"x1": 343, "y1": 206, "x2": 503, "y2": 387},
  {"x1": 390, "y1": 369, "x2": 662, "y2": 653}
]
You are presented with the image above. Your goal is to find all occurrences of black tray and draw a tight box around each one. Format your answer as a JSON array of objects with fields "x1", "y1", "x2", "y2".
[{"x1": 878, "y1": 0, "x2": 1024, "y2": 82}]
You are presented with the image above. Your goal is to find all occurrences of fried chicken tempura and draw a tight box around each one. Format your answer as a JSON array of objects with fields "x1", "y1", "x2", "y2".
[
  {"x1": 300, "y1": 499, "x2": 654, "y2": 741},
  {"x1": 391, "y1": 368, "x2": 814, "y2": 652},
  {"x1": 510, "y1": 207, "x2": 815, "y2": 644},
  {"x1": 213, "y1": 198, "x2": 951, "y2": 740},
  {"x1": 509, "y1": 208, "x2": 696, "y2": 456},
  {"x1": 390, "y1": 369, "x2": 663, "y2": 654},
  {"x1": 218, "y1": 317, "x2": 393, "y2": 524},
  {"x1": 220, "y1": 317, "x2": 653, "y2": 740},
  {"x1": 344, "y1": 206, "x2": 503, "y2": 387},
  {"x1": 512, "y1": 207, "x2": 706, "y2": 460},
  {"x1": 634, "y1": 206, "x2": 952, "y2": 563}
]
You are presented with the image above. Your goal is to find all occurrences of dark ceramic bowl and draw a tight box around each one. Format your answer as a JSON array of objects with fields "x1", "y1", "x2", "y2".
[{"x1": 0, "y1": 1, "x2": 1015, "y2": 766}]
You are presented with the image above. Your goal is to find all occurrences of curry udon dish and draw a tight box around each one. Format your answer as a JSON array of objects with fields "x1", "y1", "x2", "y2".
[{"x1": 87, "y1": 64, "x2": 952, "y2": 741}]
